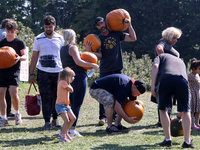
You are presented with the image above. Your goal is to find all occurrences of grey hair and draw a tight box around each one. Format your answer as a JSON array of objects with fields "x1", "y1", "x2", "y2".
[{"x1": 63, "y1": 29, "x2": 76, "y2": 46}]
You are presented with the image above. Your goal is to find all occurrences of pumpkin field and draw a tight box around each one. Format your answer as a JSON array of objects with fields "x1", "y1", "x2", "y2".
[{"x1": 0, "y1": 82, "x2": 199, "y2": 150}]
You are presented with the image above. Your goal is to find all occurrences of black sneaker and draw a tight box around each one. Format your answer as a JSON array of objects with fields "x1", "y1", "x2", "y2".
[
  {"x1": 159, "y1": 139, "x2": 172, "y2": 147},
  {"x1": 182, "y1": 141, "x2": 197, "y2": 148},
  {"x1": 156, "y1": 122, "x2": 162, "y2": 127},
  {"x1": 115, "y1": 124, "x2": 130, "y2": 131},
  {"x1": 42, "y1": 122, "x2": 52, "y2": 130},
  {"x1": 106, "y1": 125, "x2": 121, "y2": 134},
  {"x1": 7, "y1": 112, "x2": 15, "y2": 119}
]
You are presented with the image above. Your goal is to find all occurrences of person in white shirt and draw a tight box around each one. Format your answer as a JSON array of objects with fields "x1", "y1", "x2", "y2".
[{"x1": 30, "y1": 15, "x2": 64, "y2": 130}]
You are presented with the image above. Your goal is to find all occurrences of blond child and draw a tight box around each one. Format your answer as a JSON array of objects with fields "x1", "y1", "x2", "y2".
[
  {"x1": 55, "y1": 67, "x2": 76, "y2": 142},
  {"x1": 188, "y1": 58, "x2": 200, "y2": 130}
]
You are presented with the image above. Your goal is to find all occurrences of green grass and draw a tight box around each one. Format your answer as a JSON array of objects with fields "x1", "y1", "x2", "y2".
[{"x1": 0, "y1": 82, "x2": 199, "y2": 150}]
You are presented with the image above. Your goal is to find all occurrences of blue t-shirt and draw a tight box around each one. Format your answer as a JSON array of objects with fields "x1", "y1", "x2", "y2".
[
  {"x1": 98, "y1": 31, "x2": 126, "y2": 73},
  {"x1": 90, "y1": 74, "x2": 135, "y2": 105}
]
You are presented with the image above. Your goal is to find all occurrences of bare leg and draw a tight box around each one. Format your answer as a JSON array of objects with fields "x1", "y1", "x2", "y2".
[
  {"x1": 182, "y1": 112, "x2": 191, "y2": 143},
  {"x1": 0, "y1": 87, "x2": 7, "y2": 116},
  {"x1": 105, "y1": 107, "x2": 113, "y2": 127},
  {"x1": 159, "y1": 109, "x2": 171, "y2": 139},
  {"x1": 9, "y1": 86, "x2": 20, "y2": 111}
]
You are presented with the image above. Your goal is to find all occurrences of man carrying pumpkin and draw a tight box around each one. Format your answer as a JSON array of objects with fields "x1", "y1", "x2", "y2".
[
  {"x1": 85, "y1": 13, "x2": 137, "y2": 127},
  {"x1": 0, "y1": 19, "x2": 26, "y2": 127},
  {"x1": 90, "y1": 74, "x2": 146, "y2": 134}
]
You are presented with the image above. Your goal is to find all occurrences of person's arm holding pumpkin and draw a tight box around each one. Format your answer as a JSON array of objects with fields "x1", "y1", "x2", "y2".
[
  {"x1": 124, "y1": 18, "x2": 137, "y2": 42},
  {"x1": 69, "y1": 45, "x2": 99, "y2": 71},
  {"x1": 14, "y1": 48, "x2": 27, "y2": 64},
  {"x1": 114, "y1": 100, "x2": 137, "y2": 124},
  {"x1": 84, "y1": 40, "x2": 102, "y2": 59}
]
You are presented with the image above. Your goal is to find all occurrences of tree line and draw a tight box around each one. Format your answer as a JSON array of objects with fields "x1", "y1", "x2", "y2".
[{"x1": 0, "y1": 0, "x2": 200, "y2": 63}]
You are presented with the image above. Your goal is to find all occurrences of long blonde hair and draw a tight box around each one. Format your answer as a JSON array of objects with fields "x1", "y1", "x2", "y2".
[
  {"x1": 162, "y1": 27, "x2": 182, "y2": 42},
  {"x1": 63, "y1": 29, "x2": 76, "y2": 46}
]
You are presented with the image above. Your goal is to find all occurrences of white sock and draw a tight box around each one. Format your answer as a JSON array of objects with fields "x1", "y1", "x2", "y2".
[
  {"x1": 69, "y1": 129, "x2": 74, "y2": 134},
  {"x1": 185, "y1": 141, "x2": 191, "y2": 144},
  {"x1": 165, "y1": 139, "x2": 171, "y2": 141},
  {"x1": 14, "y1": 110, "x2": 20, "y2": 114},
  {"x1": 1, "y1": 115, "x2": 7, "y2": 120}
]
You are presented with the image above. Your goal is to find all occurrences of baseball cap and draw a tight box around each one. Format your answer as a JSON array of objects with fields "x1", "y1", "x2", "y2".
[
  {"x1": 95, "y1": 17, "x2": 104, "y2": 26},
  {"x1": 131, "y1": 78, "x2": 146, "y2": 94}
]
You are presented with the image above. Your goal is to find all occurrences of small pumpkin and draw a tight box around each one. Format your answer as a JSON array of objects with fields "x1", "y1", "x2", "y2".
[
  {"x1": 106, "y1": 9, "x2": 131, "y2": 31},
  {"x1": 80, "y1": 52, "x2": 97, "y2": 70},
  {"x1": 170, "y1": 117, "x2": 184, "y2": 137},
  {"x1": 0, "y1": 46, "x2": 17, "y2": 69},
  {"x1": 84, "y1": 34, "x2": 101, "y2": 52},
  {"x1": 123, "y1": 100, "x2": 144, "y2": 123}
]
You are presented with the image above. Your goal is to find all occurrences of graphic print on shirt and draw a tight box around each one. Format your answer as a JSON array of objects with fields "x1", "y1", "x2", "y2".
[
  {"x1": 40, "y1": 55, "x2": 57, "y2": 68},
  {"x1": 103, "y1": 37, "x2": 117, "y2": 50}
]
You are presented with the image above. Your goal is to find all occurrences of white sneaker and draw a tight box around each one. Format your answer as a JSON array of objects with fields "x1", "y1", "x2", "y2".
[
  {"x1": 68, "y1": 130, "x2": 83, "y2": 137},
  {"x1": 15, "y1": 113, "x2": 22, "y2": 125}
]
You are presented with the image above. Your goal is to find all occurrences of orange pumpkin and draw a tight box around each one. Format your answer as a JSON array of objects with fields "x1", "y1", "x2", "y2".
[
  {"x1": 135, "y1": 100, "x2": 144, "y2": 108},
  {"x1": 0, "y1": 46, "x2": 17, "y2": 69},
  {"x1": 106, "y1": 9, "x2": 131, "y2": 31},
  {"x1": 80, "y1": 52, "x2": 97, "y2": 70},
  {"x1": 170, "y1": 117, "x2": 184, "y2": 137},
  {"x1": 84, "y1": 34, "x2": 101, "y2": 52},
  {"x1": 123, "y1": 100, "x2": 144, "y2": 123}
]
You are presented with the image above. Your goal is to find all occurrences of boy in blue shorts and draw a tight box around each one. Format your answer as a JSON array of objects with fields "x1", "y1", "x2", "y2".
[
  {"x1": 0, "y1": 19, "x2": 26, "y2": 127},
  {"x1": 151, "y1": 53, "x2": 196, "y2": 148}
]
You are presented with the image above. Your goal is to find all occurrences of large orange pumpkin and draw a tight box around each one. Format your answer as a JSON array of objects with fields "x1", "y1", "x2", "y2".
[
  {"x1": 106, "y1": 9, "x2": 131, "y2": 31},
  {"x1": 84, "y1": 34, "x2": 101, "y2": 52},
  {"x1": 0, "y1": 46, "x2": 17, "y2": 69},
  {"x1": 80, "y1": 52, "x2": 97, "y2": 70},
  {"x1": 170, "y1": 117, "x2": 184, "y2": 137},
  {"x1": 135, "y1": 100, "x2": 144, "y2": 108},
  {"x1": 123, "y1": 100, "x2": 144, "y2": 123}
]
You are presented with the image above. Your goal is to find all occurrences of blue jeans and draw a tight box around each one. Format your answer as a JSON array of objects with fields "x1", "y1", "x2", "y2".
[
  {"x1": 70, "y1": 71, "x2": 87, "y2": 128},
  {"x1": 99, "y1": 69, "x2": 122, "y2": 119}
]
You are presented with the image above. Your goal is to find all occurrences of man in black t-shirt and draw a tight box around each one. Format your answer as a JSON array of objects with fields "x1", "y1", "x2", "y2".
[
  {"x1": 0, "y1": 19, "x2": 26, "y2": 127},
  {"x1": 85, "y1": 16, "x2": 137, "y2": 126},
  {"x1": 90, "y1": 74, "x2": 146, "y2": 134}
]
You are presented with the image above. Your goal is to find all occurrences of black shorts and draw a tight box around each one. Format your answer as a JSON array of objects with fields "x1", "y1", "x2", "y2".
[
  {"x1": 157, "y1": 76, "x2": 190, "y2": 112},
  {"x1": 0, "y1": 70, "x2": 20, "y2": 87}
]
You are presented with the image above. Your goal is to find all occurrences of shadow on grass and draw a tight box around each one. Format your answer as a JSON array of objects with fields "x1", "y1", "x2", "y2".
[
  {"x1": 91, "y1": 143, "x2": 175, "y2": 150},
  {"x1": 0, "y1": 134, "x2": 58, "y2": 148},
  {"x1": 0, "y1": 126, "x2": 61, "y2": 134}
]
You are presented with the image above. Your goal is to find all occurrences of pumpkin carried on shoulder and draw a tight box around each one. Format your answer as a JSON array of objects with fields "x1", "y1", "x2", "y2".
[
  {"x1": 106, "y1": 9, "x2": 131, "y2": 32},
  {"x1": 0, "y1": 46, "x2": 18, "y2": 69},
  {"x1": 84, "y1": 34, "x2": 101, "y2": 52}
]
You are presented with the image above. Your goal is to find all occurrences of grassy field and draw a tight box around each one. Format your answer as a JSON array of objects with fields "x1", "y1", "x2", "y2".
[{"x1": 0, "y1": 82, "x2": 199, "y2": 150}]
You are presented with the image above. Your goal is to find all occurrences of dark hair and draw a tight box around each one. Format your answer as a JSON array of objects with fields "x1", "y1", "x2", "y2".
[
  {"x1": 189, "y1": 58, "x2": 200, "y2": 71},
  {"x1": 1, "y1": 18, "x2": 11, "y2": 29},
  {"x1": 5, "y1": 19, "x2": 18, "y2": 30},
  {"x1": 43, "y1": 15, "x2": 56, "y2": 25}
]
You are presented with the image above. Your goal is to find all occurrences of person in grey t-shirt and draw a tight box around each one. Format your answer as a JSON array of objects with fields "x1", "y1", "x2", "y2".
[{"x1": 151, "y1": 53, "x2": 196, "y2": 148}]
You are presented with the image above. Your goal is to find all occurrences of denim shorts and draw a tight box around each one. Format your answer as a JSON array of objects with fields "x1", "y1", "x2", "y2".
[
  {"x1": 55, "y1": 103, "x2": 72, "y2": 115},
  {"x1": 89, "y1": 88, "x2": 115, "y2": 109}
]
